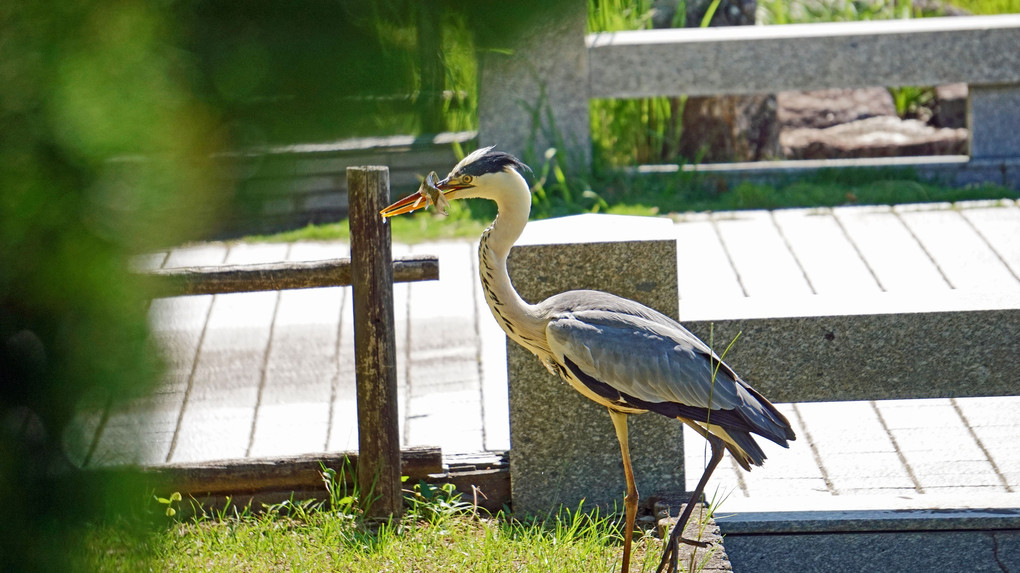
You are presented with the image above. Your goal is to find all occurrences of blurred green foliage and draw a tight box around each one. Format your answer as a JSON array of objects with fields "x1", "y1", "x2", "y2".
[
  {"x1": 1, "y1": 1, "x2": 225, "y2": 570},
  {"x1": 947, "y1": 0, "x2": 1020, "y2": 13},
  {"x1": 0, "y1": 1, "x2": 569, "y2": 569}
]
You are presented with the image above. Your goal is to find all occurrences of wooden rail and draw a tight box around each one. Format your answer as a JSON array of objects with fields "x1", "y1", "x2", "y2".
[
  {"x1": 144, "y1": 447, "x2": 443, "y2": 497},
  {"x1": 123, "y1": 448, "x2": 511, "y2": 514},
  {"x1": 145, "y1": 255, "x2": 438, "y2": 297},
  {"x1": 136, "y1": 166, "x2": 426, "y2": 520}
]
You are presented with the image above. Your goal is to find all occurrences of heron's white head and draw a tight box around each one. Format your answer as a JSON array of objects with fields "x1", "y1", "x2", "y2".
[{"x1": 380, "y1": 146, "x2": 532, "y2": 218}]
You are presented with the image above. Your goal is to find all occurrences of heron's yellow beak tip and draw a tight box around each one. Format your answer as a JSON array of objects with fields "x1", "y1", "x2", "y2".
[{"x1": 380, "y1": 192, "x2": 428, "y2": 218}]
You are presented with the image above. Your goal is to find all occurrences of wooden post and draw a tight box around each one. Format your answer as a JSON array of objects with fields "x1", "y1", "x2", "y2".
[{"x1": 347, "y1": 166, "x2": 403, "y2": 519}]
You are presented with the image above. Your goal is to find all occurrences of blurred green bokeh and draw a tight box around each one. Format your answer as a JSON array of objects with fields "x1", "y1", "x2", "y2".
[
  {"x1": 1, "y1": 1, "x2": 563, "y2": 569},
  {"x1": 1, "y1": 1, "x2": 224, "y2": 569}
]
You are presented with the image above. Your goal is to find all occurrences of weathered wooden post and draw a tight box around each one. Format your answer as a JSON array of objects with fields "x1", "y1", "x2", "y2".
[{"x1": 347, "y1": 166, "x2": 402, "y2": 519}]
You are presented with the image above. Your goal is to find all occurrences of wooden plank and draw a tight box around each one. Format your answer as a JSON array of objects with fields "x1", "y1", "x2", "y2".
[
  {"x1": 142, "y1": 447, "x2": 442, "y2": 496},
  {"x1": 958, "y1": 201, "x2": 1020, "y2": 283},
  {"x1": 134, "y1": 456, "x2": 511, "y2": 516},
  {"x1": 294, "y1": 149, "x2": 459, "y2": 177},
  {"x1": 147, "y1": 255, "x2": 439, "y2": 297},
  {"x1": 670, "y1": 213, "x2": 745, "y2": 301},
  {"x1": 348, "y1": 165, "x2": 403, "y2": 518},
  {"x1": 832, "y1": 205, "x2": 950, "y2": 294},
  {"x1": 166, "y1": 245, "x2": 285, "y2": 464},
  {"x1": 711, "y1": 210, "x2": 813, "y2": 298},
  {"x1": 404, "y1": 242, "x2": 484, "y2": 453},
  {"x1": 247, "y1": 243, "x2": 347, "y2": 458},
  {"x1": 163, "y1": 242, "x2": 228, "y2": 268},
  {"x1": 261, "y1": 131, "x2": 476, "y2": 156},
  {"x1": 771, "y1": 208, "x2": 882, "y2": 296},
  {"x1": 327, "y1": 281, "x2": 360, "y2": 453},
  {"x1": 895, "y1": 203, "x2": 1020, "y2": 292}
]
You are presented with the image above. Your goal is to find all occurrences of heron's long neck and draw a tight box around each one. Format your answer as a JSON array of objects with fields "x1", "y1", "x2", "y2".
[{"x1": 477, "y1": 178, "x2": 549, "y2": 354}]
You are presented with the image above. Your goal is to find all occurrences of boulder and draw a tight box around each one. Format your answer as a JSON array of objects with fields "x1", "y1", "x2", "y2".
[
  {"x1": 781, "y1": 115, "x2": 968, "y2": 159},
  {"x1": 777, "y1": 87, "x2": 897, "y2": 130}
]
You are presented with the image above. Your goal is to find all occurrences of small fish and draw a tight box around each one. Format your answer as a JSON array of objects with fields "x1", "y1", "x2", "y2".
[{"x1": 419, "y1": 170, "x2": 450, "y2": 216}]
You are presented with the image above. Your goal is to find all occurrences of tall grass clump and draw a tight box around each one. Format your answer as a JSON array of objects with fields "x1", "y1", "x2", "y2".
[
  {"x1": 588, "y1": 0, "x2": 687, "y2": 168},
  {"x1": 81, "y1": 464, "x2": 731, "y2": 572}
]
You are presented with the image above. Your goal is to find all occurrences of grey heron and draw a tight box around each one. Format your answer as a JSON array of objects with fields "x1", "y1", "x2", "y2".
[{"x1": 381, "y1": 147, "x2": 795, "y2": 573}]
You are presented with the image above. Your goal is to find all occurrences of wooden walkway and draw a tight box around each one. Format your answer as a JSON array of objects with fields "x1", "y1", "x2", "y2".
[{"x1": 69, "y1": 200, "x2": 1020, "y2": 514}]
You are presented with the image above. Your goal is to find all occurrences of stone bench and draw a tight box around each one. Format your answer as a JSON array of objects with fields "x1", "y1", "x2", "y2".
[
  {"x1": 481, "y1": 8, "x2": 1020, "y2": 185},
  {"x1": 504, "y1": 213, "x2": 1019, "y2": 520}
]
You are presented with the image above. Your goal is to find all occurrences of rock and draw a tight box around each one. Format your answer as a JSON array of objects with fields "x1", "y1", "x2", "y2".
[
  {"x1": 781, "y1": 116, "x2": 968, "y2": 159},
  {"x1": 778, "y1": 88, "x2": 897, "y2": 130},
  {"x1": 932, "y1": 83, "x2": 968, "y2": 129}
]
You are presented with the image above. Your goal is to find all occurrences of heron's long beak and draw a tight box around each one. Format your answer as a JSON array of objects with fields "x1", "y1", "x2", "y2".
[
  {"x1": 379, "y1": 176, "x2": 465, "y2": 218},
  {"x1": 379, "y1": 190, "x2": 430, "y2": 218}
]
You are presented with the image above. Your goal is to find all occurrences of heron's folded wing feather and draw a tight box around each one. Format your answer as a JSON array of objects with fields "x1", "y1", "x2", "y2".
[
  {"x1": 545, "y1": 309, "x2": 745, "y2": 412},
  {"x1": 545, "y1": 307, "x2": 796, "y2": 446}
]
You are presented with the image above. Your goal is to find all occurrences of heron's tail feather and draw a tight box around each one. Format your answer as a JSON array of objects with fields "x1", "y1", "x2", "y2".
[
  {"x1": 723, "y1": 430, "x2": 767, "y2": 471},
  {"x1": 682, "y1": 421, "x2": 766, "y2": 471},
  {"x1": 739, "y1": 382, "x2": 797, "y2": 444}
]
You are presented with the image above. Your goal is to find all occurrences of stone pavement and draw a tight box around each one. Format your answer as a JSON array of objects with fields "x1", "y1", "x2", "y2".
[{"x1": 71, "y1": 200, "x2": 1020, "y2": 517}]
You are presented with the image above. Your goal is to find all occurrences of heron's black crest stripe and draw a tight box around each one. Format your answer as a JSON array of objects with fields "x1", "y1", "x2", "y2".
[{"x1": 458, "y1": 151, "x2": 532, "y2": 178}]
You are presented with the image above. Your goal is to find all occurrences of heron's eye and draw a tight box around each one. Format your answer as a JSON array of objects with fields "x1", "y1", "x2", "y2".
[{"x1": 462, "y1": 175, "x2": 473, "y2": 184}]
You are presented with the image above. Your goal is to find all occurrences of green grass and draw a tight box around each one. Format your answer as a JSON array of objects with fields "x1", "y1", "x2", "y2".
[
  {"x1": 245, "y1": 199, "x2": 490, "y2": 245},
  {"x1": 948, "y1": 0, "x2": 1020, "y2": 14},
  {"x1": 80, "y1": 512, "x2": 663, "y2": 572},
  {"x1": 243, "y1": 167, "x2": 1018, "y2": 244},
  {"x1": 617, "y1": 168, "x2": 1020, "y2": 213},
  {"x1": 77, "y1": 483, "x2": 722, "y2": 573}
]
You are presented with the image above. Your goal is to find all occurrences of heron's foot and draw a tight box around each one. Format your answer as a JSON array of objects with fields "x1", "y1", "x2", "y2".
[
  {"x1": 655, "y1": 535, "x2": 682, "y2": 573},
  {"x1": 654, "y1": 533, "x2": 716, "y2": 572}
]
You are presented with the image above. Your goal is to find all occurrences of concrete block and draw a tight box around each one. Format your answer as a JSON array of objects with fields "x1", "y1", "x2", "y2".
[
  {"x1": 724, "y1": 529, "x2": 1020, "y2": 573},
  {"x1": 478, "y1": 1, "x2": 590, "y2": 169},
  {"x1": 589, "y1": 16, "x2": 1020, "y2": 98},
  {"x1": 970, "y1": 84, "x2": 1020, "y2": 160},
  {"x1": 719, "y1": 507, "x2": 1020, "y2": 573},
  {"x1": 506, "y1": 238, "x2": 684, "y2": 514},
  {"x1": 682, "y1": 308, "x2": 1020, "y2": 403}
]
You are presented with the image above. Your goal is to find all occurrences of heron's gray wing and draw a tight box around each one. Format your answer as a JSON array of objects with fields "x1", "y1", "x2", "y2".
[
  {"x1": 545, "y1": 309, "x2": 743, "y2": 411},
  {"x1": 544, "y1": 302, "x2": 792, "y2": 446}
]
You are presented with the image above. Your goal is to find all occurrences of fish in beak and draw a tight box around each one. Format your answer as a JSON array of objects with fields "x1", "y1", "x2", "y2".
[{"x1": 380, "y1": 171, "x2": 461, "y2": 218}]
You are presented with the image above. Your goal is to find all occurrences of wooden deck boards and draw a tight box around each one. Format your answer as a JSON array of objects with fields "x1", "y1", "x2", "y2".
[{"x1": 75, "y1": 200, "x2": 1020, "y2": 513}]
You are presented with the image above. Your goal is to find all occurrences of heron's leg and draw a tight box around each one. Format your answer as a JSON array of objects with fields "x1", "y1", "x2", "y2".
[
  {"x1": 609, "y1": 409, "x2": 638, "y2": 573},
  {"x1": 655, "y1": 434, "x2": 725, "y2": 573}
]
